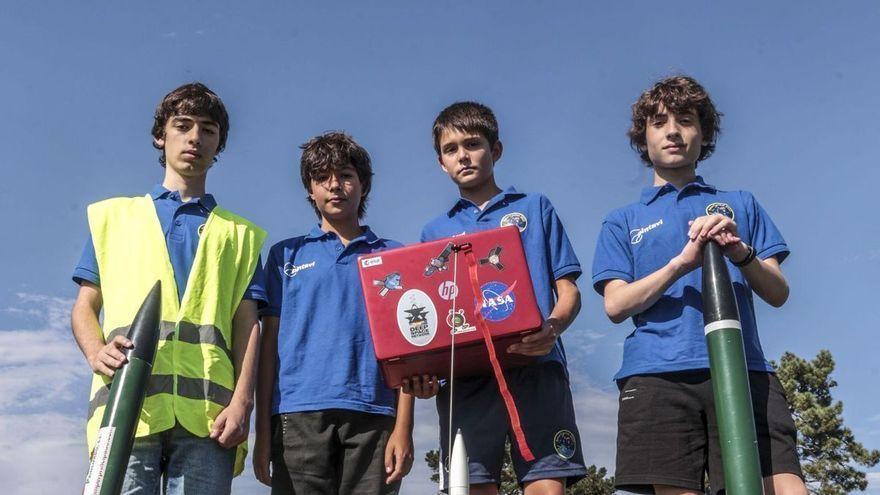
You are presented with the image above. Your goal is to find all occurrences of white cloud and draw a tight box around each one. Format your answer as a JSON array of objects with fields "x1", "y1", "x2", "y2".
[
  {"x1": 0, "y1": 294, "x2": 93, "y2": 495},
  {"x1": 866, "y1": 472, "x2": 880, "y2": 494}
]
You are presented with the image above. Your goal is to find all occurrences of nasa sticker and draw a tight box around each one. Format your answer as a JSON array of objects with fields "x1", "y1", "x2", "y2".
[
  {"x1": 480, "y1": 280, "x2": 517, "y2": 322},
  {"x1": 447, "y1": 309, "x2": 476, "y2": 335},
  {"x1": 396, "y1": 289, "x2": 438, "y2": 347},
  {"x1": 438, "y1": 280, "x2": 459, "y2": 301},
  {"x1": 705, "y1": 202, "x2": 735, "y2": 220},
  {"x1": 500, "y1": 212, "x2": 528, "y2": 232},
  {"x1": 553, "y1": 430, "x2": 577, "y2": 460}
]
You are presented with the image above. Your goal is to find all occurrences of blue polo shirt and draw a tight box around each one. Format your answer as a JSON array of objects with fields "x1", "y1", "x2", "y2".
[
  {"x1": 591, "y1": 177, "x2": 789, "y2": 380},
  {"x1": 264, "y1": 225, "x2": 400, "y2": 417},
  {"x1": 420, "y1": 187, "x2": 582, "y2": 368},
  {"x1": 73, "y1": 185, "x2": 266, "y2": 304}
]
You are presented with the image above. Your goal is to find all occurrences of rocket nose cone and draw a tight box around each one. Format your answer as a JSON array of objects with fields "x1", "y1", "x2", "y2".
[
  {"x1": 701, "y1": 242, "x2": 739, "y2": 324},
  {"x1": 449, "y1": 430, "x2": 469, "y2": 492},
  {"x1": 127, "y1": 281, "x2": 162, "y2": 364}
]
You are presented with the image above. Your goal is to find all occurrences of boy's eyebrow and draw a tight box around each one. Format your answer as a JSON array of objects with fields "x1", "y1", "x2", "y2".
[{"x1": 171, "y1": 115, "x2": 220, "y2": 127}]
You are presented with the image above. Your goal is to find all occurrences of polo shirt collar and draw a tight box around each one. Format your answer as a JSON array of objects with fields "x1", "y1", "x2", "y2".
[
  {"x1": 447, "y1": 186, "x2": 525, "y2": 216},
  {"x1": 305, "y1": 224, "x2": 382, "y2": 245},
  {"x1": 640, "y1": 176, "x2": 716, "y2": 205},
  {"x1": 149, "y1": 184, "x2": 217, "y2": 211}
]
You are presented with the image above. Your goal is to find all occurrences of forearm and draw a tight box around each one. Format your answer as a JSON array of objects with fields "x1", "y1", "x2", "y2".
[
  {"x1": 255, "y1": 316, "x2": 279, "y2": 435},
  {"x1": 739, "y1": 256, "x2": 788, "y2": 307},
  {"x1": 393, "y1": 391, "x2": 414, "y2": 435},
  {"x1": 71, "y1": 283, "x2": 105, "y2": 363},
  {"x1": 604, "y1": 258, "x2": 688, "y2": 323},
  {"x1": 230, "y1": 300, "x2": 260, "y2": 409},
  {"x1": 550, "y1": 276, "x2": 581, "y2": 334}
]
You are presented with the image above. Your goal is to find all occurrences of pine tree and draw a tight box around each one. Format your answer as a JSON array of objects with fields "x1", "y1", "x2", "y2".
[{"x1": 774, "y1": 350, "x2": 880, "y2": 494}]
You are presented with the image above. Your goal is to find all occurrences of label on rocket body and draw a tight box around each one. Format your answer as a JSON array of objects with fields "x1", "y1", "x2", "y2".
[{"x1": 83, "y1": 426, "x2": 115, "y2": 494}]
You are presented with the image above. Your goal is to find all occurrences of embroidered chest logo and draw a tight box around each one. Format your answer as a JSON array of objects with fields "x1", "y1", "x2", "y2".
[
  {"x1": 629, "y1": 219, "x2": 664, "y2": 245},
  {"x1": 283, "y1": 261, "x2": 316, "y2": 277},
  {"x1": 706, "y1": 202, "x2": 735, "y2": 220},
  {"x1": 499, "y1": 212, "x2": 528, "y2": 232}
]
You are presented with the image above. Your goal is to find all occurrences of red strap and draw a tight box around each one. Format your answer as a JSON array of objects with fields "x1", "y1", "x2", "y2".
[{"x1": 462, "y1": 247, "x2": 535, "y2": 461}]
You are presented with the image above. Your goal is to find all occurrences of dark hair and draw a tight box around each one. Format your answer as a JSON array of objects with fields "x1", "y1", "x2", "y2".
[
  {"x1": 151, "y1": 82, "x2": 229, "y2": 166},
  {"x1": 628, "y1": 75, "x2": 722, "y2": 166},
  {"x1": 432, "y1": 101, "x2": 499, "y2": 155},
  {"x1": 299, "y1": 131, "x2": 373, "y2": 219}
]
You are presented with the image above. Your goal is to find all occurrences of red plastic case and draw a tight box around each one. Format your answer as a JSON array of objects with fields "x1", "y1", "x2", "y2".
[{"x1": 358, "y1": 225, "x2": 541, "y2": 388}]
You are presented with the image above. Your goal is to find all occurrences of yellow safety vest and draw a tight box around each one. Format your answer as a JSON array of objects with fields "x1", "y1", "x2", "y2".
[{"x1": 85, "y1": 194, "x2": 266, "y2": 476}]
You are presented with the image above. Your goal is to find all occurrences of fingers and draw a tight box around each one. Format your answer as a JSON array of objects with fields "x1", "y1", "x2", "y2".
[
  {"x1": 210, "y1": 413, "x2": 225, "y2": 440},
  {"x1": 384, "y1": 441, "x2": 396, "y2": 482},
  {"x1": 689, "y1": 215, "x2": 737, "y2": 241},
  {"x1": 385, "y1": 445, "x2": 412, "y2": 484},
  {"x1": 110, "y1": 335, "x2": 133, "y2": 349},
  {"x1": 403, "y1": 375, "x2": 440, "y2": 399}
]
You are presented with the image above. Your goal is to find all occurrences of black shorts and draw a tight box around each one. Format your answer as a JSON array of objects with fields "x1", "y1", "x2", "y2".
[
  {"x1": 614, "y1": 370, "x2": 803, "y2": 494},
  {"x1": 270, "y1": 409, "x2": 399, "y2": 495},
  {"x1": 436, "y1": 361, "x2": 587, "y2": 488}
]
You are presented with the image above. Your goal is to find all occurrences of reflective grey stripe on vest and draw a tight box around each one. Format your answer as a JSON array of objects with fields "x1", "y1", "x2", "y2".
[
  {"x1": 88, "y1": 374, "x2": 233, "y2": 419},
  {"x1": 105, "y1": 321, "x2": 230, "y2": 357},
  {"x1": 88, "y1": 374, "x2": 173, "y2": 419}
]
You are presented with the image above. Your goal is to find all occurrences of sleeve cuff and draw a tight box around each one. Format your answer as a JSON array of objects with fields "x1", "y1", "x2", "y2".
[
  {"x1": 591, "y1": 269, "x2": 634, "y2": 295},
  {"x1": 553, "y1": 264, "x2": 582, "y2": 282},
  {"x1": 72, "y1": 268, "x2": 100, "y2": 287},
  {"x1": 757, "y1": 243, "x2": 790, "y2": 264}
]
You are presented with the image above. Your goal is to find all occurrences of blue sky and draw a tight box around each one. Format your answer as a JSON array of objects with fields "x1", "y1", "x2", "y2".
[{"x1": 2, "y1": 1, "x2": 879, "y2": 493}]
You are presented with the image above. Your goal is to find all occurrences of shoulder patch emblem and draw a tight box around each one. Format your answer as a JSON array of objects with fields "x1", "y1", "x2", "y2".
[
  {"x1": 500, "y1": 212, "x2": 528, "y2": 232},
  {"x1": 706, "y1": 202, "x2": 735, "y2": 220},
  {"x1": 553, "y1": 430, "x2": 577, "y2": 460}
]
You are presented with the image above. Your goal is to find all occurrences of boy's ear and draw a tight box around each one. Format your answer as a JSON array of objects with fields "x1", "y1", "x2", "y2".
[
  {"x1": 438, "y1": 156, "x2": 450, "y2": 174},
  {"x1": 492, "y1": 140, "x2": 503, "y2": 162},
  {"x1": 153, "y1": 135, "x2": 165, "y2": 149}
]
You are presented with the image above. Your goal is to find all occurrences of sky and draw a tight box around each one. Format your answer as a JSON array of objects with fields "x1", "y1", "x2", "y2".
[{"x1": 1, "y1": 1, "x2": 879, "y2": 493}]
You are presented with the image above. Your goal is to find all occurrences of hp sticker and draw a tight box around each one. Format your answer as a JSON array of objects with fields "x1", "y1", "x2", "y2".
[
  {"x1": 480, "y1": 281, "x2": 517, "y2": 322},
  {"x1": 438, "y1": 281, "x2": 459, "y2": 301},
  {"x1": 500, "y1": 212, "x2": 528, "y2": 232},
  {"x1": 706, "y1": 202, "x2": 735, "y2": 220}
]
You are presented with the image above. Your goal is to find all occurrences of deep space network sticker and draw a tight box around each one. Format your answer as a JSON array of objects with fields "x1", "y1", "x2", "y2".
[
  {"x1": 396, "y1": 289, "x2": 438, "y2": 346},
  {"x1": 500, "y1": 212, "x2": 528, "y2": 232},
  {"x1": 705, "y1": 202, "x2": 735, "y2": 220},
  {"x1": 446, "y1": 309, "x2": 476, "y2": 335},
  {"x1": 553, "y1": 430, "x2": 577, "y2": 460},
  {"x1": 479, "y1": 280, "x2": 517, "y2": 322},
  {"x1": 438, "y1": 280, "x2": 459, "y2": 301}
]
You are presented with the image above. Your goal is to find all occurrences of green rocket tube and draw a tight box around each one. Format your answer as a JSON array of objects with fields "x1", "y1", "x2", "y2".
[
  {"x1": 83, "y1": 281, "x2": 162, "y2": 495},
  {"x1": 702, "y1": 242, "x2": 764, "y2": 494}
]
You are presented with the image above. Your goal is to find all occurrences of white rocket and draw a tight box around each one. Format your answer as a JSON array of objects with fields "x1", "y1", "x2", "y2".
[{"x1": 448, "y1": 429, "x2": 469, "y2": 495}]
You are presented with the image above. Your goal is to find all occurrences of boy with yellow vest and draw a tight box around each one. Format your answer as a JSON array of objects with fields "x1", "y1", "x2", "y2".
[{"x1": 71, "y1": 82, "x2": 266, "y2": 494}]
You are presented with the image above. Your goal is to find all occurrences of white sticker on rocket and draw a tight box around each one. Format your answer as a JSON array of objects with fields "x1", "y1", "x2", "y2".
[{"x1": 396, "y1": 289, "x2": 438, "y2": 347}]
